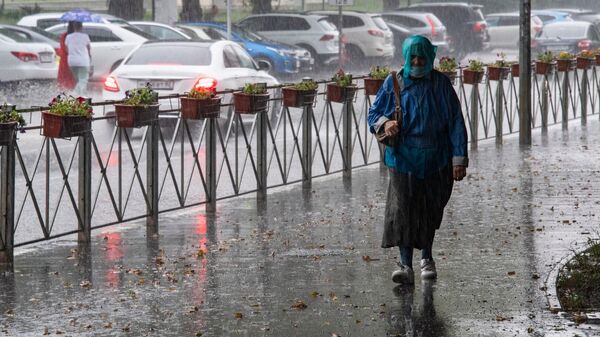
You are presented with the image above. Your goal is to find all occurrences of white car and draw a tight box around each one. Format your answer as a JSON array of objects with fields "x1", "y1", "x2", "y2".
[
  {"x1": 129, "y1": 21, "x2": 191, "y2": 40},
  {"x1": 102, "y1": 40, "x2": 279, "y2": 118},
  {"x1": 17, "y1": 12, "x2": 129, "y2": 30},
  {"x1": 45, "y1": 22, "x2": 146, "y2": 81},
  {"x1": 0, "y1": 33, "x2": 57, "y2": 82},
  {"x1": 309, "y1": 10, "x2": 395, "y2": 62},
  {"x1": 486, "y1": 13, "x2": 543, "y2": 49},
  {"x1": 238, "y1": 13, "x2": 339, "y2": 66}
]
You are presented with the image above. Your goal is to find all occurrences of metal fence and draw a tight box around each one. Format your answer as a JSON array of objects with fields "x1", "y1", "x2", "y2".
[{"x1": 1, "y1": 63, "x2": 598, "y2": 267}]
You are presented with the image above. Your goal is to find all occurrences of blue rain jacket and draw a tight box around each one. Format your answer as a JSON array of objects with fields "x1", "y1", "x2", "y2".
[{"x1": 368, "y1": 70, "x2": 469, "y2": 179}]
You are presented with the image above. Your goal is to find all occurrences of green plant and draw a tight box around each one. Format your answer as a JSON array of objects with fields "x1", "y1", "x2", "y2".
[
  {"x1": 491, "y1": 52, "x2": 510, "y2": 68},
  {"x1": 124, "y1": 84, "x2": 157, "y2": 106},
  {"x1": 437, "y1": 56, "x2": 458, "y2": 72},
  {"x1": 48, "y1": 95, "x2": 93, "y2": 117},
  {"x1": 369, "y1": 66, "x2": 390, "y2": 80},
  {"x1": 0, "y1": 103, "x2": 25, "y2": 127},
  {"x1": 292, "y1": 79, "x2": 318, "y2": 91},
  {"x1": 466, "y1": 59, "x2": 484, "y2": 72},
  {"x1": 242, "y1": 83, "x2": 267, "y2": 95},
  {"x1": 557, "y1": 51, "x2": 575, "y2": 60},
  {"x1": 537, "y1": 51, "x2": 554, "y2": 63},
  {"x1": 332, "y1": 69, "x2": 353, "y2": 87},
  {"x1": 188, "y1": 87, "x2": 215, "y2": 100}
]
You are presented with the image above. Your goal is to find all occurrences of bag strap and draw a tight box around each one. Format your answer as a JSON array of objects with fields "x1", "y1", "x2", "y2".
[{"x1": 391, "y1": 71, "x2": 402, "y2": 122}]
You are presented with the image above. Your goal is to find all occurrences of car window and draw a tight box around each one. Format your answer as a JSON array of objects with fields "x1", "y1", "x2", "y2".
[
  {"x1": 232, "y1": 44, "x2": 256, "y2": 69},
  {"x1": 588, "y1": 26, "x2": 600, "y2": 40},
  {"x1": 317, "y1": 18, "x2": 337, "y2": 31},
  {"x1": 287, "y1": 17, "x2": 311, "y2": 30},
  {"x1": 37, "y1": 18, "x2": 62, "y2": 30},
  {"x1": 342, "y1": 15, "x2": 364, "y2": 28},
  {"x1": 383, "y1": 15, "x2": 426, "y2": 28},
  {"x1": 202, "y1": 27, "x2": 227, "y2": 40},
  {"x1": 498, "y1": 16, "x2": 519, "y2": 26},
  {"x1": 28, "y1": 27, "x2": 59, "y2": 41},
  {"x1": 125, "y1": 45, "x2": 211, "y2": 65},
  {"x1": 223, "y1": 45, "x2": 241, "y2": 68},
  {"x1": 146, "y1": 25, "x2": 186, "y2": 40},
  {"x1": 0, "y1": 28, "x2": 30, "y2": 42},
  {"x1": 120, "y1": 25, "x2": 154, "y2": 39},
  {"x1": 240, "y1": 17, "x2": 264, "y2": 31},
  {"x1": 486, "y1": 16, "x2": 499, "y2": 27},
  {"x1": 83, "y1": 27, "x2": 122, "y2": 42},
  {"x1": 471, "y1": 8, "x2": 485, "y2": 21},
  {"x1": 540, "y1": 24, "x2": 587, "y2": 39},
  {"x1": 372, "y1": 16, "x2": 389, "y2": 30}
]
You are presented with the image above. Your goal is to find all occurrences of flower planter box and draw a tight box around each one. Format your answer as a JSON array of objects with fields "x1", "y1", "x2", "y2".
[
  {"x1": 42, "y1": 112, "x2": 91, "y2": 138},
  {"x1": 487, "y1": 66, "x2": 510, "y2": 81},
  {"x1": 114, "y1": 104, "x2": 159, "y2": 128},
  {"x1": 576, "y1": 57, "x2": 594, "y2": 70},
  {"x1": 511, "y1": 63, "x2": 519, "y2": 77},
  {"x1": 363, "y1": 78, "x2": 385, "y2": 96},
  {"x1": 180, "y1": 96, "x2": 222, "y2": 119},
  {"x1": 556, "y1": 59, "x2": 575, "y2": 72},
  {"x1": 441, "y1": 71, "x2": 457, "y2": 84},
  {"x1": 535, "y1": 61, "x2": 554, "y2": 75},
  {"x1": 0, "y1": 122, "x2": 17, "y2": 146},
  {"x1": 462, "y1": 69, "x2": 484, "y2": 85},
  {"x1": 233, "y1": 92, "x2": 270, "y2": 114},
  {"x1": 326, "y1": 84, "x2": 357, "y2": 103},
  {"x1": 282, "y1": 87, "x2": 317, "y2": 108}
]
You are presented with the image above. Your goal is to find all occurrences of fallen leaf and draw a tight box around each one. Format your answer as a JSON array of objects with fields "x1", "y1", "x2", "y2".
[
  {"x1": 310, "y1": 291, "x2": 320, "y2": 298},
  {"x1": 234, "y1": 312, "x2": 243, "y2": 319},
  {"x1": 507, "y1": 271, "x2": 516, "y2": 276},
  {"x1": 291, "y1": 300, "x2": 307, "y2": 310}
]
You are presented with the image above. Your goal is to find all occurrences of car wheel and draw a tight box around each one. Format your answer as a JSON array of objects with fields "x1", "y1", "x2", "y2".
[
  {"x1": 255, "y1": 57, "x2": 273, "y2": 74},
  {"x1": 297, "y1": 44, "x2": 318, "y2": 69}
]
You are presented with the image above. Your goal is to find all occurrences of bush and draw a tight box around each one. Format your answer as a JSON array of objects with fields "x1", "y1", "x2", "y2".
[
  {"x1": 48, "y1": 95, "x2": 93, "y2": 117},
  {"x1": 537, "y1": 51, "x2": 554, "y2": 63},
  {"x1": 332, "y1": 69, "x2": 353, "y2": 87},
  {"x1": 124, "y1": 84, "x2": 157, "y2": 106},
  {"x1": 188, "y1": 87, "x2": 215, "y2": 100},
  {"x1": 242, "y1": 83, "x2": 267, "y2": 95},
  {"x1": 292, "y1": 79, "x2": 318, "y2": 91},
  {"x1": 369, "y1": 66, "x2": 390, "y2": 80},
  {"x1": 438, "y1": 56, "x2": 458, "y2": 72},
  {"x1": 466, "y1": 59, "x2": 484, "y2": 72}
]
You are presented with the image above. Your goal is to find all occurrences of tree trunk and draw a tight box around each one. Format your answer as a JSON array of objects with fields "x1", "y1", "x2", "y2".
[
  {"x1": 383, "y1": 0, "x2": 400, "y2": 10},
  {"x1": 107, "y1": 0, "x2": 144, "y2": 20},
  {"x1": 251, "y1": 0, "x2": 272, "y2": 14},
  {"x1": 180, "y1": 0, "x2": 203, "y2": 23}
]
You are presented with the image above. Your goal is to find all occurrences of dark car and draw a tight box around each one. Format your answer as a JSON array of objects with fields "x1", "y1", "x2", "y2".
[
  {"x1": 396, "y1": 2, "x2": 488, "y2": 57},
  {"x1": 534, "y1": 21, "x2": 600, "y2": 55}
]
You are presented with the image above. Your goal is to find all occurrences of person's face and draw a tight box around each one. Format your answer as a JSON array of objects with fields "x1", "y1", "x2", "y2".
[{"x1": 411, "y1": 55, "x2": 426, "y2": 66}]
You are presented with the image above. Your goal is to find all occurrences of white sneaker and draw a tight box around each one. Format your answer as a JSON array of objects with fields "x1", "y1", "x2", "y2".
[
  {"x1": 420, "y1": 259, "x2": 437, "y2": 280},
  {"x1": 392, "y1": 264, "x2": 414, "y2": 284}
]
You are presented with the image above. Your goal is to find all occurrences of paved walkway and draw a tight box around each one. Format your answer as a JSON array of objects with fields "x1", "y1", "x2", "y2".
[{"x1": 1, "y1": 118, "x2": 600, "y2": 337}]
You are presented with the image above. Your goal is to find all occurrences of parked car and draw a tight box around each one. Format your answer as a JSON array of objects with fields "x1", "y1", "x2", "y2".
[
  {"x1": 18, "y1": 12, "x2": 130, "y2": 30},
  {"x1": 381, "y1": 12, "x2": 449, "y2": 54},
  {"x1": 102, "y1": 40, "x2": 279, "y2": 123},
  {"x1": 531, "y1": 10, "x2": 573, "y2": 25},
  {"x1": 533, "y1": 21, "x2": 600, "y2": 54},
  {"x1": 45, "y1": 22, "x2": 146, "y2": 81},
  {"x1": 545, "y1": 8, "x2": 600, "y2": 25},
  {"x1": 0, "y1": 33, "x2": 57, "y2": 82},
  {"x1": 396, "y1": 3, "x2": 488, "y2": 56},
  {"x1": 175, "y1": 24, "x2": 221, "y2": 40},
  {"x1": 308, "y1": 10, "x2": 394, "y2": 64},
  {"x1": 485, "y1": 13, "x2": 543, "y2": 49},
  {"x1": 238, "y1": 13, "x2": 339, "y2": 66},
  {"x1": 384, "y1": 23, "x2": 412, "y2": 62},
  {"x1": 184, "y1": 23, "x2": 313, "y2": 75},
  {"x1": 129, "y1": 21, "x2": 191, "y2": 40},
  {"x1": 0, "y1": 24, "x2": 59, "y2": 50}
]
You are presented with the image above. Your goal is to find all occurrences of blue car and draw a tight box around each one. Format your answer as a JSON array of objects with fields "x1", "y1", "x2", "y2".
[
  {"x1": 531, "y1": 10, "x2": 574, "y2": 25},
  {"x1": 185, "y1": 22, "x2": 313, "y2": 75}
]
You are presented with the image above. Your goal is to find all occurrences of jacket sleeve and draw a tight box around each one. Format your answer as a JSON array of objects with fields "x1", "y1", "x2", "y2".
[
  {"x1": 445, "y1": 79, "x2": 469, "y2": 167},
  {"x1": 368, "y1": 74, "x2": 396, "y2": 134}
]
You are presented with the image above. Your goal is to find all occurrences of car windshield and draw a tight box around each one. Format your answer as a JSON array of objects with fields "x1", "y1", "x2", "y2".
[
  {"x1": 232, "y1": 25, "x2": 263, "y2": 42},
  {"x1": 120, "y1": 25, "x2": 155, "y2": 39},
  {"x1": 28, "y1": 26, "x2": 59, "y2": 41},
  {"x1": 372, "y1": 16, "x2": 389, "y2": 30},
  {"x1": 540, "y1": 25, "x2": 587, "y2": 39},
  {"x1": 125, "y1": 45, "x2": 212, "y2": 65},
  {"x1": 0, "y1": 28, "x2": 28, "y2": 42}
]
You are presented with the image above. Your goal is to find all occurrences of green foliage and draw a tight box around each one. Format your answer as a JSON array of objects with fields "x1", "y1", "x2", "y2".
[
  {"x1": 557, "y1": 239, "x2": 600, "y2": 311},
  {"x1": 124, "y1": 84, "x2": 157, "y2": 106},
  {"x1": 438, "y1": 56, "x2": 458, "y2": 72},
  {"x1": 332, "y1": 69, "x2": 353, "y2": 87},
  {"x1": 48, "y1": 95, "x2": 93, "y2": 117},
  {"x1": 188, "y1": 87, "x2": 215, "y2": 100},
  {"x1": 557, "y1": 51, "x2": 575, "y2": 60},
  {"x1": 0, "y1": 103, "x2": 25, "y2": 126},
  {"x1": 242, "y1": 83, "x2": 267, "y2": 95},
  {"x1": 466, "y1": 59, "x2": 484, "y2": 72},
  {"x1": 292, "y1": 79, "x2": 318, "y2": 91},
  {"x1": 369, "y1": 66, "x2": 390, "y2": 80},
  {"x1": 537, "y1": 51, "x2": 554, "y2": 63}
]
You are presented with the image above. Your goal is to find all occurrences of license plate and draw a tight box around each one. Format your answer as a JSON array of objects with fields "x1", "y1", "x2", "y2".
[
  {"x1": 546, "y1": 45, "x2": 568, "y2": 52},
  {"x1": 139, "y1": 80, "x2": 173, "y2": 90},
  {"x1": 40, "y1": 53, "x2": 53, "y2": 63}
]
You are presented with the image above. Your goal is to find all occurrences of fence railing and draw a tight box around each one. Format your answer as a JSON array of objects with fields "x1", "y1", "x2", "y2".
[{"x1": 1, "y1": 62, "x2": 598, "y2": 267}]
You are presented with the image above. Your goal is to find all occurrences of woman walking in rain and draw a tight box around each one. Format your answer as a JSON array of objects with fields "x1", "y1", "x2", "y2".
[
  {"x1": 57, "y1": 21, "x2": 75, "y2": 91},
  {"x1": 368, "y1": 36, "x2": 468, "y2": 284}
]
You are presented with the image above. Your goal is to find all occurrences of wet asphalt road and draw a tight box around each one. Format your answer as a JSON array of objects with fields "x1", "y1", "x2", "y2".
[{"x1": 1, "y1": 104, "x2": 600, "y2": 336}]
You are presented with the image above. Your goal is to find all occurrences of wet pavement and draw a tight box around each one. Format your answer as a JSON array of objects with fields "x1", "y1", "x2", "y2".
[{"x1": 2, "y1": 117, "x2": 600, "y2": 336}]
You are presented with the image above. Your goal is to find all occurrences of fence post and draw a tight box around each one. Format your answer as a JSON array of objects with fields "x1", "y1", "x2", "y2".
[
  {"x1": 78, "y1": 127, "x2": 91, "y2": 243},
  {"x1": 495, "y1": 79, "x2": 504, "y2": 144},
  {"x1": 146, "y1": 119, "x2": 159, "y2": 235},
  {"x1": 257, "y1": 108, "x2": 267, "y2": 199},
  {"x1": 561, "y1": 71, "x2": 569, "y2": 130},
  {"x1": 342, "y1": 99, "x2": 352, "y2": 178},
  {"x1": 541, "y1": 75, "x2": 549, "y2": 132},
  {"x1": 581, "y1": 68, "x2": 588, "y2": 125},
  {"x1": 302, "y1": 103, "x2": 312, "y2": 186},
  {"x1": 470, "y1": 84, "x2": 479, "y2": 150},
  {"x1": 0, "y1": 115, "x2": 16, "y2": 270},
  {"x1": 206, "y1": 117, "x2": 217, "y2": 212}
]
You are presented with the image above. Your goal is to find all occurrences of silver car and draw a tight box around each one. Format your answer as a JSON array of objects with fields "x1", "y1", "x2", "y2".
[{"x1": 381, "y1": 12, "x2": 449, "y2": 53}]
